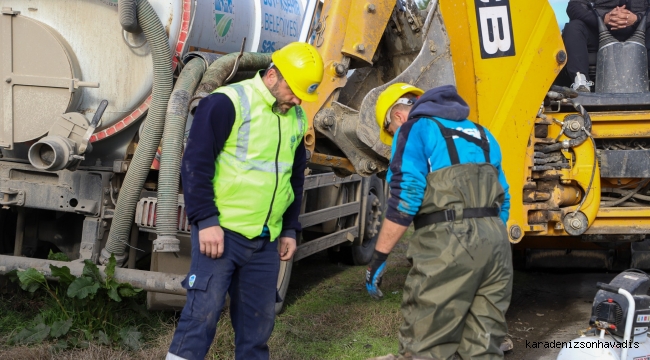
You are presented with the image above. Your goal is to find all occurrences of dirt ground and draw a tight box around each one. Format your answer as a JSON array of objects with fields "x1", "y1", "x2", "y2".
[
  {"x1": 504, "y1": 270, "x2": 617, "y2": 360},
  {"x1": 0, "y1": 244, "x2": 624, "y2": 360}
]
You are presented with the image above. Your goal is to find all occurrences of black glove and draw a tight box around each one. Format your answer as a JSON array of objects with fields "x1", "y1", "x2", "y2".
[{"x1": 365, "y1": 250, "x2": 389, "y2": 300}]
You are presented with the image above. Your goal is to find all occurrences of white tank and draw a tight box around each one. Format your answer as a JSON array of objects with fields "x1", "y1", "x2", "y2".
[
  {"x1": 0, "y1": 0, "x2": 191, "y2": 144},
  {"x1": 187, "y1": 0, "x2": 307, "y2": 54},
  {"x1": 0, "y1": 0, "x2": 307, "y2": 146}
]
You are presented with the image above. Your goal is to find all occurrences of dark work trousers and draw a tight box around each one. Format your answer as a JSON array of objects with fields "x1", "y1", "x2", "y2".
[
  {"x1": 562, "y1": 19, "x2": 650, "y2": 82},
  {"x1": 168, "y1": 226, "x2": 280, "y2": 360}
]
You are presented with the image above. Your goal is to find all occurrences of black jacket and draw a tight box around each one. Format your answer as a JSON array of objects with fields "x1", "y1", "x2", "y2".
[{"x1": 567, "y1": 0, "x2": 648, "y2": 30}]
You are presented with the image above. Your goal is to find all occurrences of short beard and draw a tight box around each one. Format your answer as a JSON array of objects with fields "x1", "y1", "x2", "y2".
[{"x1": 270, "y1": 81, "x2": 293, "y2": 115}]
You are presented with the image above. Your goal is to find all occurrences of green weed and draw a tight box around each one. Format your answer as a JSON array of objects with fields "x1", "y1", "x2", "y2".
[
  {"x1": 2, "y1": 233, "x2": 414, "y2": 359},
  {"x1": 7, "y1": 251, "x2": 149, "y2": 351}
]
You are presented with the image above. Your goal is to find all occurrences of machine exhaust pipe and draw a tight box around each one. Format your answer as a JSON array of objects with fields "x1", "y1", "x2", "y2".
[{"x1": 27, "y1": 136, "x2": 79, "y2": 171}]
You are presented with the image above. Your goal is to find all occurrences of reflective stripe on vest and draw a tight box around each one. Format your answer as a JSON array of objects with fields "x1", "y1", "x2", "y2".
[
  {"x1": 230, "y1": 84, "x2": 252, "y2": 162},
  {"x1": 211, "y1": 73, "x2": 306, "y2": 240},
  {"x1": 219, "y1": 152, "x2": 293, "y2": 174}
]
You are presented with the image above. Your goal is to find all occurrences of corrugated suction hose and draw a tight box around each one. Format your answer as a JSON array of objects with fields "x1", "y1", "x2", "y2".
[
  {"x1": 189, "y1": 52, "x2": 272, "y2": 113},
  {"x1": 154, "y1": 58, "x2": 208, "y2": 252},
  {"x1": 101, "y1": 0, "x2": 173, "y2": 265},
  {"x1": 119, "y1": 0, "x2": 142, "y2": 34}
]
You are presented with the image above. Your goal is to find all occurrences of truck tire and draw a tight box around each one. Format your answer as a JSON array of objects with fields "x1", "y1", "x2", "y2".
[
  {"x1": 351, "y1": 175, "x2": 385, "y2": 265},
  {"x1": 275, "y1": 257, "x2": 293, "y2": 314}
]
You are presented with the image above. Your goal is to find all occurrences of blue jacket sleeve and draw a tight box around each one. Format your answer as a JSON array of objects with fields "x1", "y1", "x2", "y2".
[
  {"x1": 279, "y1": 139, "x2": 307, "y2": 240},
  {"x1": 181, "y1": 93, "x2": 236, "y2": 230},
  {"x1": 487, "y1": 132, "x2": 510, "y2": 224},
  {"x1": 385, "y1": 119, "x2": 430, "y2": 226}
]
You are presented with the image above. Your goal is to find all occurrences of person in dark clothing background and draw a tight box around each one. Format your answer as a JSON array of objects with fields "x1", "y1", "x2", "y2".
[{"x1": 562, "y1": 0, "x2": 650, "y2": 91}]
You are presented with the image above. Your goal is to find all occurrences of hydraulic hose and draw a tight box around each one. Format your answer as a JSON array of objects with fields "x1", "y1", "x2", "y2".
[
  {"x1": 538, "y1": 135, "x2": 588, "y2": 154},
  {"x1": 119, "y1": 0, "x2": 142, "y2": 34},
  {"x1": 601, "y1": 179, "x2": 650, "y2": 207},
  {"x1": 539, "y1": 99, "x2": 592, "y2": 154},
  {"x1": 102, "y1": 0, "x2": 173, "y2": 265},
  {"x1": 190, "y1": 52, "x2": 272, "y2": 113},
  {"x1": 154, "y1": 58, "x2": 208, "y2": 250}
]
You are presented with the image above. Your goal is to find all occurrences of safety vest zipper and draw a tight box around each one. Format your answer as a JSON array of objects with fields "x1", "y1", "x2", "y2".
[{"x1": 263, "y1": 113, "x2": 282, "y2": 231}]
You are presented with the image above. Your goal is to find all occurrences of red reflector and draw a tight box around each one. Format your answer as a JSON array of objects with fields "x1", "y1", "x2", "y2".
[
  {"x1": 609, "y1": 324, "x2": 616, "y2": 329},
  {"x1": 608, "y1": 299, "x2": 613, "y2": 303}
]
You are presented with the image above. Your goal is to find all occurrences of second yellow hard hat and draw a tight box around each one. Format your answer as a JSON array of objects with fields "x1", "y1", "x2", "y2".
[{"x1": 375, "y1": 83, "x2": 424, "y2": 146}]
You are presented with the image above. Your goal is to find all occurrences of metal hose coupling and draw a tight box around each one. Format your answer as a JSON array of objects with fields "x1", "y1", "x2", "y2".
[
  {"x1": 99, "y1": 248, "x2": 127, "y2": 266},
  {"x1": 152, "y1": 236, "x2": 180, "y2": 253},
  {"x1": 28, "y1": 136, "x2": 82, "y2": 171}
]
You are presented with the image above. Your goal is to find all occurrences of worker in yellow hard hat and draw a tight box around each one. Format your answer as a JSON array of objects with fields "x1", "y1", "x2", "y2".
[
  {"x1": 375, "y1": 83, "x2": 424, "y2": 146},
  {"x1": 366, "y1": 84, "x2": 512, "y2": 360},
  {"x1": 168, "y1": 42, "x2": 324, "y2": 360}
]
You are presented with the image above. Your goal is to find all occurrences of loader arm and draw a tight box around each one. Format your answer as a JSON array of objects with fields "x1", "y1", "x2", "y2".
[
  {"x1": 304, "y1": 0, "x2": 456, "y2": 176},
  {"x1": 301, "y1": 0, "x2": 394, "y2": 174},
  {"x1": 306, "y1": 0, "x2": 607, "y2": 243}
]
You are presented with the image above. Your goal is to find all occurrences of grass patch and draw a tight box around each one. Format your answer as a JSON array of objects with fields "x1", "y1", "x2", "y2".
[
  {"x1": 1, "y1": 231, "x2": 414, "y2": 360},
  {"x1": 0, "y1": 253, "x2": 180, "y2": 358},
  {"x1": 0, "y1": 290, "x2": 43, "y2": 337},
  {"x1": 0, "y1": 284, "x2": 177, "y2": 360},
  {"x1": 207, "y1": 230, "x2": 413, "y2": 359}
]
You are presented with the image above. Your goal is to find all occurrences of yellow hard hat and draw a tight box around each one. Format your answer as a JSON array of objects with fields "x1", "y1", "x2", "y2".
[
  {"x1": 272, "y1": 42, "x2": 324, "y2": 102},
  {"x1": 375, "y1": 83, "x2": 424, "y2": 146}
]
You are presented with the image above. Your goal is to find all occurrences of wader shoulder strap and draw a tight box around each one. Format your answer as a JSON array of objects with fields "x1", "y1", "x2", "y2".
[{"x1": 428, "y1": 118, "x2": 491, "y2": 165}]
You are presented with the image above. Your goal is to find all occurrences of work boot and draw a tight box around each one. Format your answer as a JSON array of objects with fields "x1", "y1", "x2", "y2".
[
  {"x1": 574, "y1": 85, "x2": 590, "y2": 93},
  {"x1": 500, "y1": 336, "x2": 514, "y2": 352},
  {"x1": 571, "y1": 72, "x2": 593, "y2": 93}
]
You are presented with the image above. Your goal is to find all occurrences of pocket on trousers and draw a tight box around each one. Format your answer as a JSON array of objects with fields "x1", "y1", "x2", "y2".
[
  {"x1": 181, "y1": 271, "x2": 213, "y2": 321},
  {"x1": 181, "y1": 271, "x2": 212, "y2": 291}
]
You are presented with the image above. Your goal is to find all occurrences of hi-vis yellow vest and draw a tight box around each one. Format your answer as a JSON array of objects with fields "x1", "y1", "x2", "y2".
[{"x1": 212, "y1": 73, "x2": 306, "y2": 240}]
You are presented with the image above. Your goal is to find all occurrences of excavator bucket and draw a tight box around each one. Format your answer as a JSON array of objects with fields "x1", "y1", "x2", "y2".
[
  {"x1": 355, "y1": 3, "x2": 456, "y2": 161},
  {"x1": 302, "y1": 0, "x2": 456, "y2": 176}
]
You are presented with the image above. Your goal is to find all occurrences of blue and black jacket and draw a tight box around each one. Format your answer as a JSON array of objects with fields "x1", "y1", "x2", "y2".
[{"x1": 385, "y1": 85, "x2": 511, "y2": 226}]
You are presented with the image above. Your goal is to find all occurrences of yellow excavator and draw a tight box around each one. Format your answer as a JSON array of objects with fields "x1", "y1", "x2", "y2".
[
  {"x1": 0, "y1": 0, "x2": 648, "y2": 312},
  {"x1": 306, "y1": 0, "x2": 650, "y2": 270}
]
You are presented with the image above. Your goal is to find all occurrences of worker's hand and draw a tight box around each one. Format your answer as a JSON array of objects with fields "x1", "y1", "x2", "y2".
[
  {"x1": 199, "y1": 225, "x2": 224, "y2": 258},
  {"x1": 278, "y1": 236, "x2": 296, "y2": 261},
  {"x1": 605, "y1": 6, "x2": 623, "y2": 28},
  {"x1": 618, "y1": 9, "x2": 638, "y2": 28},
  {"x1": 606, "y1": 6, "x2": 636, "y2": 30},
  {"x1": 365, "y1": 250, "x2": 389, "y2": 300}
]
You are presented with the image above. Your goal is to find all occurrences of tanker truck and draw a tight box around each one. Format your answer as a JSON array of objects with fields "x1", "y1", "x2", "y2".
[
  {"x1": 0, "y1": 0, "x2": 389, "y2": 311},
  {"x1": 2, "y1": 0, "x2": 650, "y2": 312}
]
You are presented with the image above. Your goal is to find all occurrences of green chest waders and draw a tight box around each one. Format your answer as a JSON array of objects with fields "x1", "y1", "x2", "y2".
[{"x1": 398, "y1": 119, "x2": 514, "y2": 360}]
